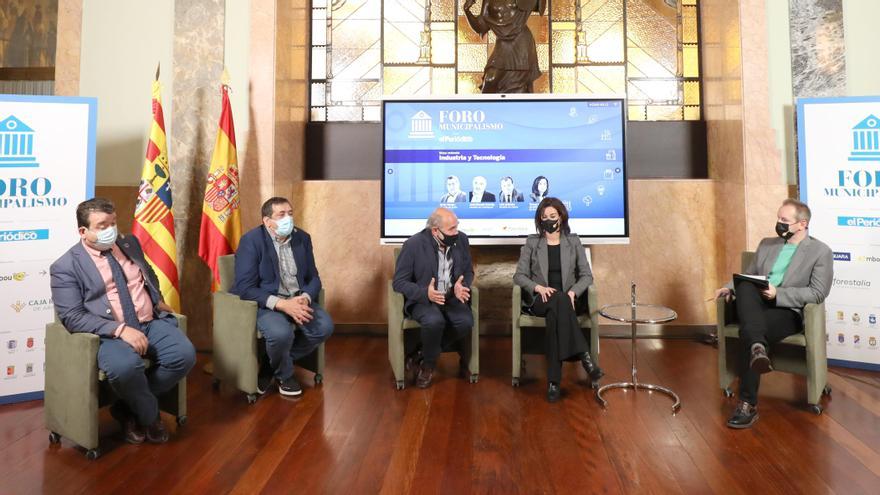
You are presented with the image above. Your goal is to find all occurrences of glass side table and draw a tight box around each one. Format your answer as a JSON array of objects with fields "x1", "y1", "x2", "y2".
[{"x1": 597, "y1": 282, "x2": 681, "y2": 414}]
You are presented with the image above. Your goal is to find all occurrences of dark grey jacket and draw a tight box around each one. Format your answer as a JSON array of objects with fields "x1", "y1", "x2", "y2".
[
  {"x1": 513, "y1": 233, "x2": 592, "y2": 307},
  {"x1": 726, "y1": 235, "x2": 834, "y2": 318}
]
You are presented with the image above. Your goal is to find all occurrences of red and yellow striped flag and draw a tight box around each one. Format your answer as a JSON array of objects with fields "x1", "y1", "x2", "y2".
[
  {"x1": 199, "y1": 82, "x2": 242, "y2": 290},
  {"x1": 132, "y1": 77, "x2": 181, "y2": 311}
]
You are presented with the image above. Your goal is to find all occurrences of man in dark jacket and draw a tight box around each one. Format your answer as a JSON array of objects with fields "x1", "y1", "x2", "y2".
[
  {"x1": 392, "y1": 208, "x2": 474, "y2": 388},
  {"x1": 232, "y1": 197, "x2": 333, "y2": 397}
]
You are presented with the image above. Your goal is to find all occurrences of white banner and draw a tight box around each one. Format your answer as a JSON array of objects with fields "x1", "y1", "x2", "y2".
[
  {"x1": 0, "y1": 95, "x2": 97, "y2": 404},
  {"x1": 798, "y1": 96, "x2": 880, "y2": 371}
]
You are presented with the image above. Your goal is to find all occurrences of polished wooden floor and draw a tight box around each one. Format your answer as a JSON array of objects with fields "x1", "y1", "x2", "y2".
[{"x1": 2, "y1": 336, "x2": 880, "y2": 494}]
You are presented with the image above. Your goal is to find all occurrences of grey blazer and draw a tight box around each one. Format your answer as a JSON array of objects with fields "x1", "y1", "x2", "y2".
[
  {"x1": 513, "y1": 233, "x2": 593, "y2": 307},
  {"x1": 726, "y1": 236, "x2": 833, "y2": 318},
  {"x1": 50, "y1": 234, "x2": 172, "y2": 337}
]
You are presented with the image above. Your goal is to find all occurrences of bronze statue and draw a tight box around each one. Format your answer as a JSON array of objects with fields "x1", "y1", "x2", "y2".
[{"x1": 463, "y1": 0, "x2": 547, "y2": 94}]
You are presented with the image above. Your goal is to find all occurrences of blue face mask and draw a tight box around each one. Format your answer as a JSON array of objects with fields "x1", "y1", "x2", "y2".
[
  {"x1": 93, "y1": 225, "x2": 118, "y2": 251},
  {"x1": 274, "y1": 216, "x2": 293, "y2": 237}
]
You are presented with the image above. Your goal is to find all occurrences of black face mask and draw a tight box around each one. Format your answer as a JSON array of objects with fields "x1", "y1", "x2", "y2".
[
  {"x1": 540, "y1": 219, "x2": 559, "y2": 233},
  {"x1": 437, "y1": 230, "x2": 459, "y2": 247},
  {"x1": 775, "y1": 221, "x2": 795, "y2": 240}
]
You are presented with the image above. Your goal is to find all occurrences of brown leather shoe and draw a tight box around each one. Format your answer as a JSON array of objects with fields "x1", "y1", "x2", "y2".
[
  {"x1": 146, "y1": 418, "x2": 169, "y2": 444},
  {"x1": 416, "y1": 363, "x2": 434, "y2": 389},
  {"x1": 110, "y1": 402, "x2": 144, "y2": 444},
  {"x1": 122, "y1": 418, "x2": 145, "y2": 445}
]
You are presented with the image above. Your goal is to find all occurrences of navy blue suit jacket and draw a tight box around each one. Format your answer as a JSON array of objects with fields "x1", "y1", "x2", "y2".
[
  {"x1": 392, "y1": 228, "x2": 474, "y2": 314},
  {"x1": 232, "y1": 225, "x2": 322, "y2": 309}
]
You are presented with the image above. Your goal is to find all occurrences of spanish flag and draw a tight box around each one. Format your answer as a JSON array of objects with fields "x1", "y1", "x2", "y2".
[
  {"x1": 132, "y1": 72, "x2": 181, "y2": 311},
  {"x1": 198, "y1": 81, "x2": 242, "y2": 290}
]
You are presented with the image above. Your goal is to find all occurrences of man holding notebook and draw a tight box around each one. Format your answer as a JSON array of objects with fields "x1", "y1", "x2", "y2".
[{"x1": 714, "y1": 199, "x2": 833, "y2": 429}]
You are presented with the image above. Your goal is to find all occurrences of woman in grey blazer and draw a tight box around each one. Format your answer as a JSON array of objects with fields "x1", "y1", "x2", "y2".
[{"x1": 513, "y1": 198, "x2": 603, "y2": 402}]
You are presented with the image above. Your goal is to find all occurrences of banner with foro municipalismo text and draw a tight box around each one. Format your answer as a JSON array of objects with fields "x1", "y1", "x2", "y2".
[
  {"x1": 798, "y1": 96, "x2": 880, "y2": 371},
  {"x1": 0, "y1": 95, "x2": 96, "y2": 404}
]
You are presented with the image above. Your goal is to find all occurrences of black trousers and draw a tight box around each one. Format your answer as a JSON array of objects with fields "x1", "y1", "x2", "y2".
[
  {"x1": 531, "y1": 292, "x2": 588, "y2": 384},
  {"x1": 733, "y1": 279, "x2": 801, "y2": 405},
  {"x1": 409, "y1": 298, "x2": 473, "y2": 368}
]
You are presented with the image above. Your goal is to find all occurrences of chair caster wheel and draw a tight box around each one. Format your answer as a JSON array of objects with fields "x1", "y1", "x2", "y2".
[
  {"x1": 512, "y1": 377, "x2": 520, "y2": 387},
  {"x1": 810, "y1": 404, "x2": 823, "y2": 415},
  {"x1": 823, "y1": 385, "x2": 831, "y2": 396},
  {"x1": 86, "y1": 449, "x2": 100, "y2": 460},
  {"x1": 723, "y1": 388, "x2": 734, "y2": 398},
  {"x1": 49, "y1": 432, "x2": 61, "y2": 444},
  {"x1": 315, "y1": 373, "x2": 323, "y2": 385},
  {"x1": 469, "y1": 374, "x2": 479, "y2": 384},
  {"x1": 212, "y1": 379, "x2": 220, "y2": 391},
  {"x1": 395, "y1": 380, "x2": 405, "y2": 390},
  {"x1": 246, "y1": 394, "x2": 258, "y2": 404},
  {"x1": 176, "y1": 416, "x2": 188, "y2": 426}
]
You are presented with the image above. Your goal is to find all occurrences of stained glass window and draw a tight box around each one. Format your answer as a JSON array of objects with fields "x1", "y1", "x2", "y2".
[{"x1": 310, "y1": 0, "x2": 701, "y2": 121}]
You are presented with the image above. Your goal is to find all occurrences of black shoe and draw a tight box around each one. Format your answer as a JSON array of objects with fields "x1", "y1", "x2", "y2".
[
  {"x1": 581, "y1": 353, "x2": 605, "y2": 382},
  {"x1": 416, "y1": 363, "x2": 435, "y2": 389},
  {"x1": 279, "y1": 375, "x2": 303, "y2": 397},
  {"x1": 547, "y1": 382, "x2": 561, "y2": 403},
  {"x1": 405, "y1": 350, "x2": 423, "y2": 372},
  {"x1": 257, "y1": 373, "x2": 274, "y2": 395},
  {"x1": 726, "y1": 400, "x2": 758, "y2": 429},
  {"x1": 145, "y1": 417, "x2": 169, "y2": 444},
  {"x1": 749, "y1": 344, "x2": 773, "y2": 374}
]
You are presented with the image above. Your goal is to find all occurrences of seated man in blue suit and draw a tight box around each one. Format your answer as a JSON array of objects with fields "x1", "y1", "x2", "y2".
[
  {"x1": 232, "y1": 197, "x2": 334, "y2": 397},
  {"x1": 50, "y1": 198, "x2": 196, "y2": 445},
  {"x1": 392, "y1": 207, "x2": 474, "y2": 388}
]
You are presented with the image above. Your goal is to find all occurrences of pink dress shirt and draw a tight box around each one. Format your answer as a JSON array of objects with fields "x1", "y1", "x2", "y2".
[{"x1": 82, "y1": 241, "x2": 155, "y2": 337}]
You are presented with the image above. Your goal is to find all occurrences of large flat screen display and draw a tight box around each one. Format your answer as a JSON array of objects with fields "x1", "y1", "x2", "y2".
[{"x1": 382, "y1": 96, "x2": 628, "y2": 244}]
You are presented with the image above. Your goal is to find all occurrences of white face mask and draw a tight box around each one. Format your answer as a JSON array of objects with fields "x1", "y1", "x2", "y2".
[
  {"x1": 93, "y1": 225, "x2": 118, "y2": 251},
  {"x1": 274, "y1": 216, "x2": 293, "y2": 237}
]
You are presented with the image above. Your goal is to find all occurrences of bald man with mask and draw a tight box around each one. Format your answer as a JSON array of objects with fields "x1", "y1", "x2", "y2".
[{"x1": 392, "y1": 208, "x2": 475, "y2": 388}]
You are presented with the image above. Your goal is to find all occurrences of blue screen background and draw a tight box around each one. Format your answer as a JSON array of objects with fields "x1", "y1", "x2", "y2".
[{"x1": 383, "y1": 99, "x2": 626, "y2": 231}]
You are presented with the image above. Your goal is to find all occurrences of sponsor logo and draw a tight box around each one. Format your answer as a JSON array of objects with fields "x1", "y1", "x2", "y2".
[
  {"x1": 870, "y1": 314, "x2": 877, "y2": 326},
  {"x1": 833, "y1": 278, "x2": 872, "y2": 288},
  {"x1": 0, "y1": 271, "x2": 27, "y2": 281},
  {"x1": 857, "y1": 255, "x2": 880, "y2": 263},
  {"x1": 854, "y1": 334, "x2": 861, "y2": 345},
  {"x1": 870, "y1": 336, "x2": 878, "y2": 348},
  {"x1": 833, "y1": 252, "x2": 851, "y2": 261},
  {"x1": 838, "y1": 216, "x2": 880, "y2": 227},
  {"x1": 853, "y1": 313, "x2": 861, "y2": 323},
  {"x1": 6, "y1": 339, "x2": 16, "y2": 351},
  {"x1": 838, "y1": 333, "x2": 846, "y2": 344},
  {"x1": 836, "y1": 310, "x2": 845, "y2": 321},
  {"x1": 25, "y1": 363, "x2": 33, "y2": 375},
  {"x1": 26, "y1": 337, "x2": 34, "y2": 349},
  {"x1": 5, "y1": 365, "x2": 14, "y2": 377},
  {"x1": 0, "y1": 229, "x2": 49, "y2": 242},
  {"x1": 9, "y1": 298, "x2": 52, "y2": 313}
]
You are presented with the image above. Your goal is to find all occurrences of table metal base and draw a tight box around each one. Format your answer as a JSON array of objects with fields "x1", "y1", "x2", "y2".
[
  {"x1": 597, "y1": 381, "x2": 681, "y2": 414},
  {"x1": 596, "y1": 283, "x2": 681, "y2": 415}
]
